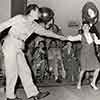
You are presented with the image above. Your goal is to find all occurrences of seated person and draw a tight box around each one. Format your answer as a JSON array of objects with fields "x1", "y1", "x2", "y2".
[
  {"x1": 48, "y1": 40, "x2": 66, "y2": 82},
  {"x1": 32, "y1": 40, "x2": 48, "y2": 82}
]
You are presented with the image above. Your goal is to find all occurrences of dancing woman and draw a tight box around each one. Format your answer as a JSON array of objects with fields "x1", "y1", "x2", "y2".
[{"x1": 68, "y1": 21, "x2": 100, "y2": 90}]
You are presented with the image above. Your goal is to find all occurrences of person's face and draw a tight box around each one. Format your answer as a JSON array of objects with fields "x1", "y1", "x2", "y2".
[
  {"x1": 39, "y1": 42, "x2": 45, "y2": 48},
  {"x1": 31, "y1": 41, "x2": 35, "y2": 48},
  {"x1": 88, "y1": 8, "x2": 95, "y2": 18},
  {"x1": 28, "y1": 41, "x2": 35, "y2": 49},
  {"x1": 67, "y1": 42, "x2": 72, "y2": 49},
  {"x1": 51, "y1": 41, "x2": 56, "y2": 48},
  {"x1": 30, "y1": 8, "x2": 40, "y2": 20}
]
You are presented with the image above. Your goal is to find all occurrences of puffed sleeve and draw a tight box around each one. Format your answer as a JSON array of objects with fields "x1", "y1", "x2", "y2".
[{"x1": 89, "y1": 25, "x2": 100, "y2": 39}]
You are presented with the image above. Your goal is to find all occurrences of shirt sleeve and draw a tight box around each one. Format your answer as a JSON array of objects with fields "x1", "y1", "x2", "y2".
[
  {"x1": 25, "y1": 21, "x2": 67, "y2": 41},
  {"x1": 0, "y1": 15, "x2": 21, "y2": 33}
]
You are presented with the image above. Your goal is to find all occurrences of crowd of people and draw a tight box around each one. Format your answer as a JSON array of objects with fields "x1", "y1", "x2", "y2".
[{"x1": 25, "y1": 35, "x2": 81, "y2": 83}]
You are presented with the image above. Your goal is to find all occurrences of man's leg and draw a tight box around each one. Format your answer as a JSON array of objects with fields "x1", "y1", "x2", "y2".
[
  {"x1": 17, "y1": 51, "x2": 50, "y2": 99},
  {"x1": 17, "y1": 52, "x2": 39, "y2": 98},
  {"x1": 4, "y1": 50, "x2": 18, "y2": 99}
]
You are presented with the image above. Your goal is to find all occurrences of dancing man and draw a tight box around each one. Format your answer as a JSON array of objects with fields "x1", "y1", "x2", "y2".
[
  {"x1": 0, "y1": 4, "x2": 68, "y2": 100},
  {"x1": 68, "y1": 21, "x2": 100, "y2": 90}
]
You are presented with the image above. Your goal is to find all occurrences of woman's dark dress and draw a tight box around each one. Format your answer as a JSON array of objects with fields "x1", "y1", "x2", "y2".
[{"x1": 80, "y1": 34, "x2": 100, "y2": 70}]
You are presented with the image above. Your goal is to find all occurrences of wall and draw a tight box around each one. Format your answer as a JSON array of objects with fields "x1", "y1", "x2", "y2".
[
  {"x1": 28, "y1": 0, "x2": 100, "y2": 35},
  {"x1": 11, "y1": 0, "x2": 27, "y2": 17},
  {"x1": 0, "y1": 0, "x2": 11, "y2": 23},
  {"x1": 0, "y1": 0, "x2": 100, "y2": 35}
]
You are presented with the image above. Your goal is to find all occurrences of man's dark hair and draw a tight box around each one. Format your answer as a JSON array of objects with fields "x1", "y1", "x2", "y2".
[{"x1": 25, "y1": 4, "x2": 39, "y2": 15}]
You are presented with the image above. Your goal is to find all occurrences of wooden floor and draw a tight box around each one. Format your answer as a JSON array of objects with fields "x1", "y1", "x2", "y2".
[{"x1": 1, "y1": 83, "x2": 100, "y2": 100}]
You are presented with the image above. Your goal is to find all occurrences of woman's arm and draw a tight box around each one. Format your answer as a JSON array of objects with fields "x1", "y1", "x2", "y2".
[
  {"x1": 67, "y1": 34, "x2": 82, "y2": 42},
  {"x1": 0, "y1": 15, "x2": 20, "y2": 32},
  {"x1": 92, "y1": 33, "x2": 100, "y2": 44}
]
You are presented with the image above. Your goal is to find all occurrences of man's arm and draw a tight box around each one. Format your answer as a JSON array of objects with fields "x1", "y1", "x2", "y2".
[
  {"x1": 26, "y1": 21, "x2": 68, "y2": 41},
  {"x1": 67, "y1": 34, "x2": 82, "y2": 41}
]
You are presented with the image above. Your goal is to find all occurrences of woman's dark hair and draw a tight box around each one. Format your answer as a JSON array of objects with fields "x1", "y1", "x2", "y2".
[
  {"x1": 82, "y1": 1, "x2": 99, "y2": 25},
  {"x1": 78, "y1": 29, "x2": 84, "y2": 34},
  {"x1": 25, "y1": 4, "x2": 39, "y2": 15},
  {"x1": 78, "y1": 21, "x2": 90, "y2": 34},
  {"x1": 79, "y1": 21, "x2": 100, "y2": 38},
  {"x1": 89, "y1": 25, "x2": 100, "y2": 38},
  {"x1": 82, "y1": 21, "x2": 90, "y2": 26}
]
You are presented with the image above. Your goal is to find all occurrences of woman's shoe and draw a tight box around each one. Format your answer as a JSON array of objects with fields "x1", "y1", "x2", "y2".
[
  {"x1": 30, "y1": 91, "x2": 50, "y2": 100},
  {"x1": 90, "y1": 83, "x2": 99, "y2": 90},
  {"x1": 77, "y1": 84, "x2": 81, "y2": 90}
]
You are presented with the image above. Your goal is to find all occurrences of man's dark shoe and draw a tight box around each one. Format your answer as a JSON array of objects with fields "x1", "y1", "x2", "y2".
[
  {"x1": 29, "y1": 91, "x2": 50, "y2": 100},
  {"x1": 36, "y1": 91, "x2": 50, "y2": 99},
  {"x1": 7, "y1": 97, "x2": 22, "y2": 100}
]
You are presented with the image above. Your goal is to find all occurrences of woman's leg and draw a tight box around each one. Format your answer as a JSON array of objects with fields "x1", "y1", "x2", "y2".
[
  {"x1": 77, "y1": 70, "x2": 85, "y2": 89},
  {"x1": 91, "y1": 68, "x2": 100, "y2": 90}
]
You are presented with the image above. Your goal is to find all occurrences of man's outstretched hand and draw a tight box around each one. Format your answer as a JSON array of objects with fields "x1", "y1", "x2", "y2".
[{"x1": 60, "y1": 36, "x2": 69, "y2": 41}]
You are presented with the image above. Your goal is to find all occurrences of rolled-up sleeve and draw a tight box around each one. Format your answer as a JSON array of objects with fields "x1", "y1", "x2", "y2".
[
  {"x1": 0, "y1": 15, "x2": 21, "y2": 33},
  {"x1": 25, "y1": 21, "x2": 66, "y2": 41}
]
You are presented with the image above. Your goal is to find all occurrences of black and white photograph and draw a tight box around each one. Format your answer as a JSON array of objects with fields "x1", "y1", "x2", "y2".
[{"x1": 1, "y1": 0, "x2": 100, "y2": 100}]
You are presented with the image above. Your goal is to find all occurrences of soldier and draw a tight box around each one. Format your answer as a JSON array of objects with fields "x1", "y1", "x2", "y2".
[{"x1": 0, "y1": 4, "x2": 68, "y2": 100}]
